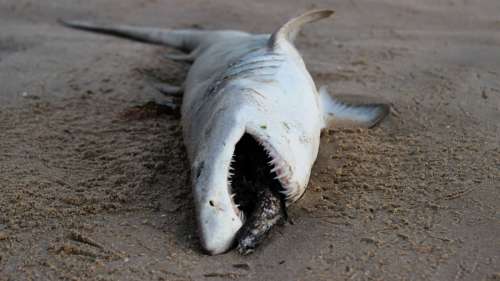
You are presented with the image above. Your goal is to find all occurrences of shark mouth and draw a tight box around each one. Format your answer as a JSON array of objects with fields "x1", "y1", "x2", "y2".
[{"x1": 228, "y1": 133, "x2": 289, "y2": 223}]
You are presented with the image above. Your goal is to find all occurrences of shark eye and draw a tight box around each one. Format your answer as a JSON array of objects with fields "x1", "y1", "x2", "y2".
[{"x1": 209, "y1": 200, "x2": 215, "y2": 207}]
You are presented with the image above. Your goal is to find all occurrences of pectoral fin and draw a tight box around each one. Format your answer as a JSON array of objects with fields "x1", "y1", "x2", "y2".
[
  {"x1": 151, "y1": 82, "x2": 184, "y2": 96},
  {"x1": 319, "y1": 86, "x2": 390, "y2": 129}
]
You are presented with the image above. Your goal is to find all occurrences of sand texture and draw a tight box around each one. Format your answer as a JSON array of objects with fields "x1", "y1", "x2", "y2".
[{"x1": 0, "y1": 0, "x2": 499, "y2": 280}]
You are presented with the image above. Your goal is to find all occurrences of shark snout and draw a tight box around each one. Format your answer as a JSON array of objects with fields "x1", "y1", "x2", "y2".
[{"x1": 197, "y1": 196, "x2": 244, "y2": 255}]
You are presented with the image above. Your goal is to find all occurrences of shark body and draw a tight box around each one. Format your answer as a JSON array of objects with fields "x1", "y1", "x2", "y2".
[{"x1": 61, "y1": 9, "x2": 389, "y2": 255}]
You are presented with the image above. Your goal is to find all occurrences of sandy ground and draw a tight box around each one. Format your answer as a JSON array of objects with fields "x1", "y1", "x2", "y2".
[{"x1": 1, "y1": 0, "x2": 499, "y2": 280}]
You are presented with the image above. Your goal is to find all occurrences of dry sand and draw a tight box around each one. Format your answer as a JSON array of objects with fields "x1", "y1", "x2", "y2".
[{"x1": 0, "y1": 0, "x2": 499, "y2": 280}]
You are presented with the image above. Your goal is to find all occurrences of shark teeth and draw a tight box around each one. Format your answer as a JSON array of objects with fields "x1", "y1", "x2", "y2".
[
  {"x1": 226, "y1": 135, "x2": 295, "y2": 216},
  {"x1": 239, "y1": 209, "x2": 246, "y2": 222},
  {"x1": 227, "y1": 160, "x2": 241, "y2": 216},
  {"x1": 257, "y1": 139, "x2": 294, "y2": 199}
]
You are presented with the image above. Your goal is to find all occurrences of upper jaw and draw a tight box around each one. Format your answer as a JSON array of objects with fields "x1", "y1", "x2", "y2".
[{"x1": 245, "y1": 127, "x2": 309, "y2": 202}]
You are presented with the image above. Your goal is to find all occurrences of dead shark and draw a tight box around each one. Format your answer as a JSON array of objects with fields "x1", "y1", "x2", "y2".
[{"x1": 61, "y1": 9, "x2": 390, "y2": 255}]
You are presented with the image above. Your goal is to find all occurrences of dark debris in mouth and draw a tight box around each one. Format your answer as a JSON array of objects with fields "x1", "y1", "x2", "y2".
[
  {"x1": 236, "y1": 187, "x2": 286, "y2": 255},
  {"x1": 230, "y1": 133, "x2": 288, "y2": 254}
]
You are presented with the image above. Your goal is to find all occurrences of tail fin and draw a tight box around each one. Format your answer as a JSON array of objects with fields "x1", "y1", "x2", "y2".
[
  {"x1": 59, "y1": 19, "x2": 205, "y2": 52},
  {"x1": 268, "y1": 9, "x2": 334, "y2": 49}
]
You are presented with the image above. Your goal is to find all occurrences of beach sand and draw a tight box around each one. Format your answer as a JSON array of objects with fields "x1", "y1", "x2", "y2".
[{"x1": 1, "y1": 1, "x2": 499, "y2": 280}]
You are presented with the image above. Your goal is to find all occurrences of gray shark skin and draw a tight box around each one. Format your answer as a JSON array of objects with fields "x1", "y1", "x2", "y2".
[{"x1": 60, "y1": 9, "x2": 390, "y2": 255}]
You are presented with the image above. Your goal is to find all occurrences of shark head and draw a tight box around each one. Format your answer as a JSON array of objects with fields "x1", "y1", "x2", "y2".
[{"x1": 187, "y1": 84, "x2": 323, "y2": 255}]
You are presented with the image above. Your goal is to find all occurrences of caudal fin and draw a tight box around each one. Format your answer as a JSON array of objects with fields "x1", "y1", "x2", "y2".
[{"x1": 59, "y1": 19, "x2": 205, "y2": 52}]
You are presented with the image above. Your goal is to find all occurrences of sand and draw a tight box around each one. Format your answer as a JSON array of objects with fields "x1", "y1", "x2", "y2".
[{"x1": 0, "y1": 0, "x2": 499, "y2": 280}]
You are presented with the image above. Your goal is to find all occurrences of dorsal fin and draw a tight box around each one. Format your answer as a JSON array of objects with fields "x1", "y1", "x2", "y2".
[{"x1": 268, "y1": 9, "x2": 335, "y2": 49}]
